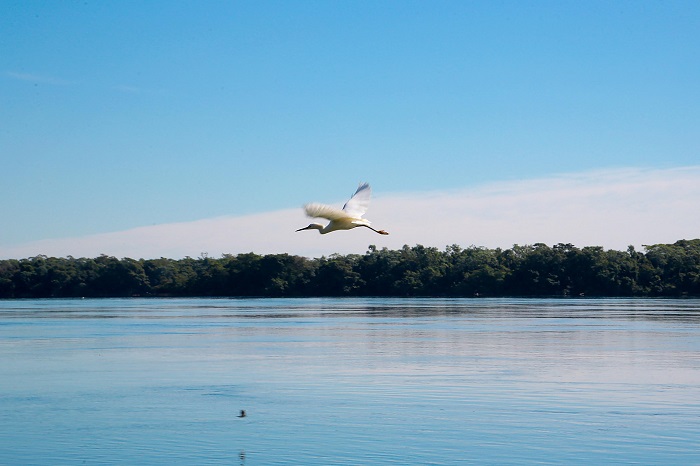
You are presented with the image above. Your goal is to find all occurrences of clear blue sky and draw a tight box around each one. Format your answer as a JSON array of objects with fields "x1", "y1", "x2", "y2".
[{"x1": 2, "y1": 1, "x2": 699, "y2": 247}]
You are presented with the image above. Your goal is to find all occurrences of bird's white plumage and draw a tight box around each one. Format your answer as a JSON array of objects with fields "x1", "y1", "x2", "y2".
[
  {"x1": 341, "y1": 182, "x2": 371, "y2": 218},
  {"x1": 303, "y1": 203, "x2": 348, "y2": 221},
  {"x1": 304, "y1": 182, "x2": 372, "y2": 221},
  {"x1": 296, "y1": 182, "x2": 388, "y2": 235}
]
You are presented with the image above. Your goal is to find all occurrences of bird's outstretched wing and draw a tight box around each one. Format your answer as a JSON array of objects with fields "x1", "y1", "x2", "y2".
[
  {"x1": 342, "y1": 182, "x2": 371, "y2": 219},
  {"x1": 304, "y1": 203, "x2": 347, "y2": 221}
]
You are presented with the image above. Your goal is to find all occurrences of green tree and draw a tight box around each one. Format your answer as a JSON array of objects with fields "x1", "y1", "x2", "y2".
[{"x1": 314, "y1": 254, "x2": 364, "y2": 296}]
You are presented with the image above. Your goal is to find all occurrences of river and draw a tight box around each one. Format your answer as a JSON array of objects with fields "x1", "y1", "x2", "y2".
[{"x1": 1, "y1": 298, "x2": 699, "y2": 464}]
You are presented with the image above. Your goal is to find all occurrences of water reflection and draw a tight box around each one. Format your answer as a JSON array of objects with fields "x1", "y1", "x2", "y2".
[
  {"x1": 3, "y1": 297, "x2": 700, "y2": 321},
  {"x1": 1, "y1": 297, "x2": 699, "y2": 464}
]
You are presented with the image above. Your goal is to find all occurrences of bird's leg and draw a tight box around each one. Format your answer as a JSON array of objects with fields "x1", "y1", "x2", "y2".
[{"x1": 364, "y1": 225, "x2": 389, "y2": 235}]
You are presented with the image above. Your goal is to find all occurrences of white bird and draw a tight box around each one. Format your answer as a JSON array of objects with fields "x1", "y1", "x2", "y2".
[{"x1": 296, "y1": 183, "x2": 389, "y2": 235}]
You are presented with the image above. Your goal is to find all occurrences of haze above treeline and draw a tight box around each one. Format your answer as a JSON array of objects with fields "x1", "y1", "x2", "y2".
[{"x1": 1, "y1": 240, "x2": 699, "y2": 299}]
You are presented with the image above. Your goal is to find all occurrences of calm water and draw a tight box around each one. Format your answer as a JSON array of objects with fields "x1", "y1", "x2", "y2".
[{"x1": 1, "y1": 298, "x2": 699, "y2": 465}]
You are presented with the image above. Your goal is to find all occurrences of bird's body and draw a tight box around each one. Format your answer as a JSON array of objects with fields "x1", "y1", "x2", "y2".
[{"x1": 296, "y1": 183, "x2": 389, "y2": 235}]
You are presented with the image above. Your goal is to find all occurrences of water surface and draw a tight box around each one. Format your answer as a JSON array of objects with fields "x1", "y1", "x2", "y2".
[{"x1": 1, "y1": 298, "x2": 699, "y2": 464}]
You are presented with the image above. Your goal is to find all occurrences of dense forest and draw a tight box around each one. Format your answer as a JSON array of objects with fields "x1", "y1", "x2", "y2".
[{"x1": 1, "y1": 239, "x2": 699, "y2": 298}]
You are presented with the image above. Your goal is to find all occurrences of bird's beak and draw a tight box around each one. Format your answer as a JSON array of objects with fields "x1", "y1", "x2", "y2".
[{"x1": 296, "y1": 226, "x2": 310, "y2": 232}]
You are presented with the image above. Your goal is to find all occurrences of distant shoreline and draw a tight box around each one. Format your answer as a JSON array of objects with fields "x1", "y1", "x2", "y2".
[{"x1": 1, "y1": 240, "x2": 698, "y2": 299}]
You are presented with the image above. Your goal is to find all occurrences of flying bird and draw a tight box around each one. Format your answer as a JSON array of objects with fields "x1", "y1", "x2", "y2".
[{"x1": 296, "y1": 183, "x2": 389, "y2": 235}]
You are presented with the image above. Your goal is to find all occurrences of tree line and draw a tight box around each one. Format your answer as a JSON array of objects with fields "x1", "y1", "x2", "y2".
[{"x1": 1, "y1": 239, "x2": 699, "y2": 299}]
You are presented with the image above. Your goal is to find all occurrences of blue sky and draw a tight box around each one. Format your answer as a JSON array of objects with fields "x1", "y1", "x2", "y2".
[{"x1": 2, "y1": 1, "x2": 699, "y2": 257}]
